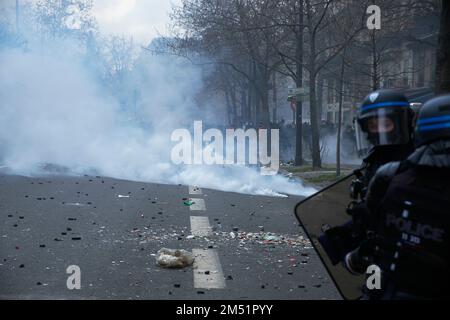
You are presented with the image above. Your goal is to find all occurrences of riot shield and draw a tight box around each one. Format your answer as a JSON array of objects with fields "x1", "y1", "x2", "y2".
[{"x1": 294, "y1": 174, "x2": 365, "y2": 300}]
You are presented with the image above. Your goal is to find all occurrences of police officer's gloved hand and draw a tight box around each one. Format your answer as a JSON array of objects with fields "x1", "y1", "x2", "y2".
[
  {"x1": 344, "y1": 240, "x2": 373, "y2": 275},
  {"x1": 318, "y1": 223, "x2": 357, "y2": 266}
]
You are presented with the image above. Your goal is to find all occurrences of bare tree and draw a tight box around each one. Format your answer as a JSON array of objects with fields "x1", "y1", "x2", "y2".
[{"x1": 436, "y1": 0, "x2": 450, "y2": 93}]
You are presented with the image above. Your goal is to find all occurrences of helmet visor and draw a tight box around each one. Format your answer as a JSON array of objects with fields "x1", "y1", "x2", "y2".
[{"x1": 356, "y1": 108, "x2": 411, "y2": 153}]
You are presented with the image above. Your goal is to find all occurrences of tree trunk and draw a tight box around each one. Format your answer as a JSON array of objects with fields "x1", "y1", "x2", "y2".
[
  {"x1": 309, "y1": 70, "x2": 322, "y2": 169},
  {"x1": 225, "y1": 89, "x2": 233, "y2": 126},
  {"x1": 336, "y1": 50, "x2": 346, "y2": 177},
  {"x1": 305, "y1": 0, "x2": 321, "y2": 169},
  {"x1": 272, "y1": 72, "x2": 277, "y2": 124},
  {"x1": 257, "y1": 65, "x2": 271, "y2": 128},
  {"x1": 371, "y1": 31, "x2": 380, "y2": 90},
  {"x1": 436, "y1": 1, "x2": 450, "y2": 94},
  {"x1": 230, "y1": 84, "x2": 237, "y2": 127},
  {"x1": 295, "y1": 0, "x2": 304, "y2": 166}
]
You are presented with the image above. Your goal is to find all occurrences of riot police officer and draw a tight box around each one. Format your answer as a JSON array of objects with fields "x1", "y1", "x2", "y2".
[
  {"x1": 345, "y1": 94, "x2": 450, "y2": 299},
  {"x1": 353, "y1": 89, "x2": 415, "y2": 192},
  {"x1": 321, "y1": 89, "x2": 416, "y2": 265}
]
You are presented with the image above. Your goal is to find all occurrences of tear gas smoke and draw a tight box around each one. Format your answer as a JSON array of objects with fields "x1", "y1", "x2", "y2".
[{"x1": 0, "y1": 44, "x2": 315, "y2": 197}]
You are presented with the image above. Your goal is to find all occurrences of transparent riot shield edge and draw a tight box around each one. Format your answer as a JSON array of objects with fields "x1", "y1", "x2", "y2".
[{"x1": 294, "y1": 173, "x2": 363, "y2": 300}]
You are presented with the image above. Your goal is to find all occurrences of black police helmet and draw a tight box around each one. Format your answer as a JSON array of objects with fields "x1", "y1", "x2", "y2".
[
  {"x1": 358, "y1": 89, "x2": 411, "y2": 124},
  {"x1": 355, "y1": 89, "x2": 413, "y2": 151},
  {"x1": 415, "y1": 94, "x2": 450, "y2": 147}
]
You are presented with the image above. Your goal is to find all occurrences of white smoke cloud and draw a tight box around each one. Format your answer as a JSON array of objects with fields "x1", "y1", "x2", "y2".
[{"x1": 0, "y1": 40, "x2": 315, "y2": 198}]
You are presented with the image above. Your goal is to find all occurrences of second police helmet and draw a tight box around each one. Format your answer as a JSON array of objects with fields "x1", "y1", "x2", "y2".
[
  {"x1": 414, "y1": 94, "x2": 450, "y2": 147},
  {"x1": 355, "y1": 89, "x2": 414, "y2": 155}
]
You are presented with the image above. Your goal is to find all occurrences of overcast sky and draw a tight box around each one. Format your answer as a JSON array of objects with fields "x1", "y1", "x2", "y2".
[
  {"x1": 0, "y1": 0, "x2": 181, "y2": 45},
  {"x1": 91, "y1": 0, "x2": 181, "y2": 45}
]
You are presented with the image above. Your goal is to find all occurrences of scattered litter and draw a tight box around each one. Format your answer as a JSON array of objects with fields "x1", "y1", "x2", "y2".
[
  {"x1": 263, "y1": 235, "x2": 281, "y2": 241},
  {"x1": 155, "y1": 248, "x2": 194, "y2": 268},
  {"x1": 124, "y1": 225, "x2": 311, "y2": 250},
  {"x1": 183, "y1": 200, "x2": 195, "y2": 206},
  {"x1": 218, "y1": 231, "x2": 311, "y2": 248}
]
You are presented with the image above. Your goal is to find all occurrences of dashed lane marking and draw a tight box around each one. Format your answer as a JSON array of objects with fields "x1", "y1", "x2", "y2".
[
  {"x1": 190, "y1": 216, "x2": 213, "y2": 237},
  {"x1": 189, "y1": 198, "x2": 206, "y2": 211},
  {"x1": 189, "y1": 186, "x2": 202, "y2": 195},
  {"x1": 193, "y1": 249, "x2": 226, "y2": 289}
]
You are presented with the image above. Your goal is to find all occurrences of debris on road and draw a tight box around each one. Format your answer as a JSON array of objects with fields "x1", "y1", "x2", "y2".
[
  {"x1": 183, "y1": 200, "x2": 195, "y2": 206},
  {"x1": 128, "y1": 225, "x2": 311, "y2": 250},
  {"x1": 155, "y1": 248, "x2": 194, "y2": 268},
  {"x1": 218, "y1": 231, "x2": 312, "y2": 248}
]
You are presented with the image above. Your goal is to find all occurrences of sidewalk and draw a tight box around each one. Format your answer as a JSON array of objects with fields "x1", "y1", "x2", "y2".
[{"x1": 280, "y1": 163, "x2": 358, "y2": 189}]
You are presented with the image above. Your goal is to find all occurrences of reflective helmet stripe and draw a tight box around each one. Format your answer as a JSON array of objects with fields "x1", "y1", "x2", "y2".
[
  {"x1": 417, "y1": 121, "x2": 450, "y2": 132},
  {"x1": 417, "y1": 115, "x2": 450, "y2": 125},
  {"x1": 361, "y1": 101, "x2": 410, "y2": 112}
]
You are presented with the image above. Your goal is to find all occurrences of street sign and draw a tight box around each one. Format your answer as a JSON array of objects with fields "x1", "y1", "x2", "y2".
[
  {"x1": 288, "y1": 87, "x2": 309, "y2": 102},
  {"x1": 288, "y1": 87, "x2": 309, "y2": 96}
]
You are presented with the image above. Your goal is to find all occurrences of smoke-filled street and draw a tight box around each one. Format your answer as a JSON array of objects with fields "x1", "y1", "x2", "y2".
[
  {"x1": 2, "y1": 0, "x2": 450, "y2": 308},
  {"x1": 0, "y1": 171, "x2": 339, "y2": 300}
]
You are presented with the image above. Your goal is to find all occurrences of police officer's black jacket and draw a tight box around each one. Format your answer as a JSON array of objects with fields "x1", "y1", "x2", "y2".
[
  {"x1": 355, "y1": 140, "x2": 450, "y2": 299},
  {"x1": 361, "y1": 143, "x2": 415, "y2": 189}
]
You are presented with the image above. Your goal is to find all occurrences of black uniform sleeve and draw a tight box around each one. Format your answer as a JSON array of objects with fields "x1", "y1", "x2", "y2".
[
  {"x1": 365, "y1": 162, "x2": 401, "y2": 216},
  {"x1": 344, "y1": 162, "x2": 401, "y2": 274}
]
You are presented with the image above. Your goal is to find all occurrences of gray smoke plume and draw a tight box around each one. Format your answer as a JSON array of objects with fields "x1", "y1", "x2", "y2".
[{"x1": 0, "y1": 5, "x2": 315, "y2": 197}]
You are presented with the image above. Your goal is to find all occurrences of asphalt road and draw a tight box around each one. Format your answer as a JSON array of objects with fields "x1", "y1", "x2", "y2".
[{"x1": 0, "y1": 172, "x2": 341, "y2": 300}]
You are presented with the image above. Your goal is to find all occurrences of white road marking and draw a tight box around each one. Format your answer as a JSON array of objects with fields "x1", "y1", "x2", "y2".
[
  {"x1": 190, "y1": 216, "x2": 213, "y2": 237},
  {"x1": 193, "y1": 249, "x2": 226, "y2": 289},
  {"x1": 189, "y1": 198, "x2": 206, "y2": 211},
  {"x1": 189, "y1": 186, "x2": 202, "y2": 195},
  {"x1": 63, "y1": 202, "x2": 88, "y2": 207}
]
